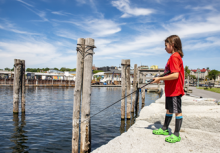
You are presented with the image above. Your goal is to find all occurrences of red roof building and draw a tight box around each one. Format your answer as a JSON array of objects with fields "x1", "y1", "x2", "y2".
[{"x1": 190, "y1": 68, "x2": 209, "y2": 79}]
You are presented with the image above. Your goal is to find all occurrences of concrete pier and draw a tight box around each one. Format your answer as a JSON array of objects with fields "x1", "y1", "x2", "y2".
[{"x1": 92, "y1": 89, "x2": 220, "y2": 153}]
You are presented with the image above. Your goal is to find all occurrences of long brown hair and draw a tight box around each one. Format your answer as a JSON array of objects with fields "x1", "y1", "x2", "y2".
[{"x1": 165, "y1": 35, "x2": 184, "y2": 58}]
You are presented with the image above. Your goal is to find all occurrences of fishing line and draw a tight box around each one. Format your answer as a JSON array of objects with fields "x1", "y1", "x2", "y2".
[{"x1": 74, "y1": 70, "x2": 170, "y2": 126}]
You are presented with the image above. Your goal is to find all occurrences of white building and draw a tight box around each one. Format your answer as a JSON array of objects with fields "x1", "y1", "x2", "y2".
[{"x1": 190, "y1": 68, "x2": 209, "y2": 79}]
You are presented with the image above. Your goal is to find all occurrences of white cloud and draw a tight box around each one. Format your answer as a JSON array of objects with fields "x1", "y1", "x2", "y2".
[
  {"x1": 0, "y1": 39, "x2": 77, "y2": 68},
  {"x1": 163, "y1": 14, "x2": 220, "y2": 38},
  {"x1": 92, "y1": 13, "x2": 220, "y2": 60},
  {"x1": 17, "y1": 0, "x2": 48, "y2": 22},
  {"x1": 0, "y1": 19, "x2": 40, "y2": 35},
  {"x1": 184, "y1": 37, "x2": 220, "y2": 51},
  {"x1": 29, "y1": 9, "x2": 48, "y2": 21},
  {"x1": 76, "y1": 0, "x2": 86, "y2": 4},
  {"x1": 170, "y1": 15, "x2": 185, "y2": 22},
  {"x1": 51, "y1": 11, "x2": 73, "y2": 16},
  {"x1": 112, "y1": 0, "x2": 155, "y2": 18},
  {"x1": 17, "y1": 0, "x2": 34, "y2": 7},
  {"x1": 85, "y1": 19, "x2": 121, "y2": 37},
  {"x1": 54, "y1": 18, "x2": 121, "y2": 37},
  {"x1": 186, "y1": 5, "x2": 217, "y2": 11},
  {"x1": 55, "y1": 30, "x2": 78, "y2": 40}
]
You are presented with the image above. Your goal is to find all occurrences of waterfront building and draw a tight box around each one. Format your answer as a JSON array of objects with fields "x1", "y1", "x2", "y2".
[
  {"x1": 140, "y1": 65, "x2": 149, "y2": 69},
  {"x1": 190, "y1": 68, "x2": 209, "y2": 80},
  {"x1": 150, "y1": 65, "x2": 158, "y2": 70},
  {"x1": 92, "y1": 72, "x2": 105, "y2": 82},
  {"x1": 103, "y1": 69, "x2": 134, "y2": 84},
  {"x1": 97, "y1": 66, "x2": 117, "y2": 72},
  {"x1": 0, "y1": 70, "x2": 75, "y2": 80}
]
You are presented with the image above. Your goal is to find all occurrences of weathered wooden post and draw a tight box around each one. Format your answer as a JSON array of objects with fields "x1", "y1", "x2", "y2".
[
  {"x1": 80, "y1": 38, "x2": 95, "y2": 153},
  {"x1": 72, "y1": 38, "x2": 85, "y2": 153},
  {"x1": 21, "y1": 60, "x2": 26, "y2": 113},
  {"x1": 141, "y1": 73, "x2": 145, "y2": 105},
  {"x1": 135, "y1": 83, "x2": 139, "y2": 116},
  {"x1": 187, "y1": 75, "x2": 189, "y2": 93},
  {"x1": 131, "y1": 64, "x2": 137, "y2": 113},
  {"x1": 126, "y1": 60, "x2": 131, "y2": 119},
  {"x1": 13, "y1": 59, "x2": 23, "y2": 114},
  {"x1": 121, "y1": 60, "x2": 126, "y2": 119}
]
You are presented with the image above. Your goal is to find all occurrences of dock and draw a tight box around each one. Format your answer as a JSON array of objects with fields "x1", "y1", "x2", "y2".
[{"x1": 92, "y1": 88, "x2": 220, "y2": 153}]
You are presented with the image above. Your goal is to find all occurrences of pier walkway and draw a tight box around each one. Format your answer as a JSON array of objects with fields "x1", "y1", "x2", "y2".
[
  {"x1": 92, "y1": 90, "x2": 220, "y2": 153},
  {"x1": 188, "y1": 86, "x2": 220, "y2": 101}
]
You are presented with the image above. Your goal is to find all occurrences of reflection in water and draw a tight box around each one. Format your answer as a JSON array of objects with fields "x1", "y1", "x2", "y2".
[
  {"x1": 10, "y1": 113, "x2": 28, "y2": 153},
  {"x1": 120, "y1": 113, "x2": 136, "y2": 134},
  {"x1": 1, "y1": 87, "x2": 161, "y2": 152},
  {"x1": 126, "y1": 119, "x2": 131, "y2": 131},
  {"x1": 141, "y1": 102, "x2": 145, "y2": 109},
  {"x1": 120, "y1": 120, "x2": 125, "y2": 134},
  {"x1": 130, "y1": 113, "x2": 135, "y2": 126}
]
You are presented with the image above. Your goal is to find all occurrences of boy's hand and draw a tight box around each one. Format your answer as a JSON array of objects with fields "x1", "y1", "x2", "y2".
[{"x1": 151, "y1": 77, "x2": 160, "y2": 84}]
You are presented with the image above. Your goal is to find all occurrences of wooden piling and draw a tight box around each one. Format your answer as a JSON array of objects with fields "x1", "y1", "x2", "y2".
[
  {"x1": 131, "y1": 64, "x2": 137, "y2": 113},
  {"x1": 80, "y1": 38, "x2": 95, "y2": 153},
  {"x1": 137, "y1": 86, "x2": 140, "y2": 115},
  {"x1": 141, "y1": 74, "x2": 145, "y2": 104},
  {"x1": 187, "y1": 76, "x2": 189, "y2": 93},
  {"x1": 21, "y1": 60, "x2": 25, "y2": 113},
  {"x1": 121, "y1": 59, "x2": 126, "y2": 119},
  {"x1": 72, "y1": 38, "x2": 85, "y2": 153},
  {"x1": 135, "y1": 84, "x2": 139, "y2": 116},
  {"x1": 126, "y1": 60, "x2": 131, "y2": 119},
  {"x1": 13, "y1": 59, "x2": 22, "y2": 114}
]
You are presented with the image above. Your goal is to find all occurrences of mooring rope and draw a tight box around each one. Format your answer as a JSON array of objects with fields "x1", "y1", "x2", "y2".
[{"x1": 74, "y1": 70, "x2": 170, "y2": 126}]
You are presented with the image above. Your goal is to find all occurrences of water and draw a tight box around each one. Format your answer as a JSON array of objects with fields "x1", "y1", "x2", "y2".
[{"x1": 0, "y1": 87, "x2": 161, "y2": 152}]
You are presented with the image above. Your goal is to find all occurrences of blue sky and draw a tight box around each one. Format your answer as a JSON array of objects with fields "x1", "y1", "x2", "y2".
[{"x1": 0, "y1": 0, "x2": 220, "y2": 70}]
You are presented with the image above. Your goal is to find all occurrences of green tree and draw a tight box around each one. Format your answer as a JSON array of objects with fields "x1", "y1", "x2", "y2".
[
  {"x1": 4, "y1": 67, "x2": 10, "y2": 71},
  {"x1": 93, "y1": 70, "x2": 104, "y2": 74},
  {"x1": 190, "y1": 75, "x2": 196, "y2": 80},
  {"x1": 70, "y1": 68, "x2": 76, "y2": 71},
  {"x1": 184, "y1": 66, "x2": 190, "y2": 78},
  {"x1": 208, "y1": 70, "x2": 219, "y2": 82},
  {"x1": 43, "y1": 67, "x2": 49, "y2": 71},
  {"x1": 54, "y1": 67, "x2": 59, "y2": 70}
]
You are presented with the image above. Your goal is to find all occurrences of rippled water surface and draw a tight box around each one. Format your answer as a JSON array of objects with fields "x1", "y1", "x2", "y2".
[{"x1": 0, "y1": 87, "x2": 161, "y2": 152}]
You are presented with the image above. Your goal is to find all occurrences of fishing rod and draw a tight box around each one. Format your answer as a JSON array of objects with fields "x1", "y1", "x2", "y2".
[
  {"x1": 72, "y1": 71, "x2": 170, "y2": 137},
  {"x1": 89, "y1": 70, "x2": 170, "y2": 119}
]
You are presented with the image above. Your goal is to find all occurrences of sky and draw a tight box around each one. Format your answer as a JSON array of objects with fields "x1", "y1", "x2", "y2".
[{"x1": 0, "y1": 0, "x2": 220, "y2": 70}]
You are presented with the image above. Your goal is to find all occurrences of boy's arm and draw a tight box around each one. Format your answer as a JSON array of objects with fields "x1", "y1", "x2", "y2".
[{"x1": 151, "y1": 72, "x2": 179, "y2": 84}]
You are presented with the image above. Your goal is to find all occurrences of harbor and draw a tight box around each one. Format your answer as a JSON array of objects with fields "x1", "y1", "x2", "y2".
[{"x1": 0, "y1": 86, "x2": 161, "y2": 152}]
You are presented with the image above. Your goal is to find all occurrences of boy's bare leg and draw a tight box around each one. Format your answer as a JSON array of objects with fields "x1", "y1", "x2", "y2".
[{"x1": 166, "y1": 109, "x2": 172, "y2": 114}]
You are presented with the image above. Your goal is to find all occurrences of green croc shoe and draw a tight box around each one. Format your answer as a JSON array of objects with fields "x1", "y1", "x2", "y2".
[
  {"x1": 152, "y1": 128, "x2": 169, "y2": 135},
  {"x1": 165, "y1": 134, "x2": 181, "y2": 143}
]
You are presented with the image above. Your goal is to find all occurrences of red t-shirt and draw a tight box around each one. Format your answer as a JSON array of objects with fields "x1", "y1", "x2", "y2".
[{"x1": 164, "y1": 52, "x2": 185, "y2": 97}]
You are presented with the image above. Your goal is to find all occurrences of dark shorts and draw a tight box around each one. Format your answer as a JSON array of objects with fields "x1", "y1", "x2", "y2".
[{"x1": 166, "y1": 95, "x2": 182, "y2": 113}]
